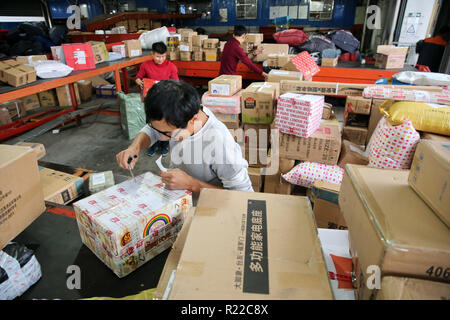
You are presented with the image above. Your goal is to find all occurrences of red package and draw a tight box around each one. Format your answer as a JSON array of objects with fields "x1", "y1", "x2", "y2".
[
  {"x1": 291, "y1": 51, "x2": 320, "y2": 79},
  {"x1": 62, "y1": 43, "x2": 96, "y2": 71},
  {"x1": 142, "y1": 78, "x2": 158, "y2": 101}
]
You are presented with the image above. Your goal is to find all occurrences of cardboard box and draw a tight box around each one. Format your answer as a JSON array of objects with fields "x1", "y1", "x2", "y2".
[
  {"x1": 321, "y1": 57, "x2": 338, "y2": 67},
  {"x1": 163, "y1": 189, "x2": 333, "y2": 299},
  {"x1": 421, "y1": 132, "x2": 450, "y2": 142},
  {"x1": 73, "y1": 172, "x2": 193, "y2": 278},
  {"x1": 263, "y1": 167, "x2": 293, "y2": 195},
  {"x1": 248, "y1": 167, "x2": 264, "y2": 192},
  {"x1": 208, "y1": 75, "x2": 242, "y2": 97},
  {"x1": 339, "y1": 165, "x2": 450, "y2": 300},
  {"x1": 38, "y1": 167, "x2": 84, "y2": 205},
  {"x1": 310, "y1": 181, "x2": 347, "y2": 230},
  {"x1": 375, "y1": 45, "x2": 409, "y2": 69},
  {"x1": 178, "y1": 42, "x2": 191, "y2": 52},
  {"x1": 241, "y1": 82, "x2": 280, "y2": 124},
  {"x1": 0, "y1": 145, "x2": 46, "y2": 249},
  {"x1": 192, "y1": 45, "x2": 202, "y2": 53},
  {"x1": 322, "y1": 103, "x2": 332, "y2": 119},
  {"x1": 338, "y1": 140, "x2": 369, "y2": 168},
  {"x1": 409, "y1": 140, "x2": 450, "y2": 228},
  {"x1": 138, "y1": 18, "x2": 149, "y2": 30},
  {"x1": 244, "y1": 123, "x2": 271, "y2": 150},
  {"x1": 279, "y1": 117, "x2": 342, "y2": 165},
  {"x1": 2, "y1": 64, "x2": 36, "y2": 87},
  {"x1": 0, "y1": 99, "x2": 26, "y2": 119},
  {"x1": 267, "y1": 69, "x2": 302, "y2": 83},
  {"x1": 124, "y1": 40, "x2": 142, "y2": 58},
  {"x1": 56, "y1": 84, "x2": 81, "y2": 107},
  {"x1": 128, "y1": 19, "x2": 137, "y2": 32},
  {"x1": 193, "y1": 51, "x2": 203, "y2": 61},
  {"x1": 366, "y1": 99, "x2": 386, "y2": 144},
  {"x1": 166, "y1": 36, "x2": 180, "y2": 48},
  {"x1": 20, "y1": 94, "x2": 40, "y2": 112},
  {"x1": 345, "y1": 96, "x2": 372, "y2": 115},
  {"x1": 38, "y1": 90, "x2": 58, "y2": 107},
  {"x1": 167, "y1": 50, "x2": 180, "y2": 61},
  {"x1": 192, "y1": 35, "x2": 208, "y2": 47},
  {"x1": 62, "y1": 43, "x2": 96, "y2": 71},
  {"x1": 284, "y1": 51, "x2": 320, "y2": 79},
  {"x1": 202, "y1": 90, "x2": 241, "y2": 114},
  {"x1": 203, "y1": 48, "x2": 219, "y2": 61},
  {"x1": 89, "y1": 41, "x2": 109, "y2": 64},
  {"x1": 95, "y1": 84, "x2": 116, "y2": 98},
  {"x1": 343, "y1": 126, "x2": 367, "y2": 146},
  {"x1": 14, "y1": 142, "x2": 46, "y2": 160},
  {"x1": 267, "y1": 54, "x2": 291, "y2": 68},
  {"x1": 214, "y1": 112, "x2": 240, "y2": 129},
  {"x1": 246, "y1": 33, "x2": 264, "y2": 43},
  {"x1": 87, "y1": 75, "x2": 110, "y2": 87},
  {"x1": 344, "y1": 112, "x2": 370, "y2": 127},
  {"x1": 180, "y1": 31, "x2": 197, "y2": 44},
  {"x1": 255, "y1": 43, "x2": 289, "y2": 62},
  {"x1": 180, "y1": 51, "x2": 191, "y2": 61},
  {"x1": 203, "y1": 38, "x2": 219, "y2": 49},
  {"x1": 76, "y1": 80, "x2": 93, "y2": 101},
  {"x1": 15, "y1": 55, "x2": 47, "y2": 65},
  {"x1": 279, "y1": 158, "x2": 295, "y2": 174},
  {"x1": 376, "y1": 276, "x2": 450, "y2": 300},
  {"x1": 280, "y1": 80, "x2": 368, "y2": 96},
  {"x1": 274, "y1": 92, "x2": 324, "y2": 138}
]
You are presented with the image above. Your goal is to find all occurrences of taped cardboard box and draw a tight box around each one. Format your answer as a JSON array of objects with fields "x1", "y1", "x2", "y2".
[
  {"x1": 366, "y1": 99, "x2": 386, "y2": 145},
  {"x1": 310, "y1": 181, "x2": 346, "y2": 230},
  {"x1": 15, "y1": 55, "x2": 47, "y2": 65},
  {"x1": 38, "y1": 90, "x2": 57, "y2": 108},
  {"x1": 0, "y1": 99, "x2": 26, "y2": 120},
  {"x1": 278, "y1": 117, "x2": 342, "y2": 165},
  {"x1": 343, "y1": 126, "x2": 367, "y2": 146},
  {"x1": 376, "y1": 276, "x2": 450, "y2": 300},
  {"x1": 0, "y1": 108, "x2": 11, "y2": 125},
  {"x1": 73, "y1": 172, "x2": 193, "y2": 278},
  {"x1": 178, "y1": 42, "x2": 191, "y2": 52},
  {"x1": 248, "y1": 167, "x2": 264, "y2": 192},
  {"x1": 204, "y1": 48, "x2": 219, "y2": 61},
  {"x1": 76, "y1": 80, "x2": 93, "y2": 101},
  {"x1": 408, "y1": 140, "x2": 450, "y2": 228},
  {"x1": 375, "y1": 45, "x2": 409, "y2": 69},
  {"x1": 255, "y1": 43, "x2": 289, "y2": 62},
  {"x1": 267, "y1": 54, "x2": 291, "y2": 68},
  {"x1": 192, "y1": 35, "x2": 208, "y2": 47},
  {"x1": 192, "y1": 45, "x2": 202, "y2": 53},
  {"x1": 246, "y1": 33, "x2": 264, "y2": 43},
  {"x1": 163, "y1": 189, "x2": 334, "y2": 299},
  {"x1": 339, "y1": 165, "x2": 450, "y2": 300},
  {"x1": 208, "y1": 75, "x2": 242, "y2": 97},
  {"x1": 193, "y1": 51, "x2": 203, "y2": 61},
  {"x1": 167, "y1": 50, "x2": 180, "y2": 61},
  {"x1": 241, "y1": 82, "x2": 280, "y2": 124},
  {"x1": 345, "y1": 96, "x2": 372, "y2": 115},
  {"x1": 180, "y1": 31, "x2": 197, "y2": 44},
  {"x1": 180, "y1": 51, "x2": 191, "y2": 61},
  {"x1": 38, "y1": 166, "x2": 84, "y2": 205},
  {"x1": 0, "y1": 145, "x2": 46, "y2": 250},
  {"x1": 280, "y1": 80, "x2": 368, "y2": 96},
  {"x1": 338, "y1": 140, "x2": 369, "y2": 168},
  {"x1": 321, "y1": 57, "x2": 338, "y2": 67},
  {"x1": 263, "y1": 167, "x2": 293, "y2": 195},
  {"x1": 2, "y1": 64, "x2": 36, "y2": 87},
  {"x1": 266, "y1": 69, "x2": 302, "y2": 83},
  {"x1": 14, "y1": 142, "x2": 46, "y2": 160},
  {"x1": 56, "y1": 84, "x2": 81, "y2": 107},
  {"x1": 203, "y1": 38, "x2": 219, "y2": 49},
  {"x1": 20, "y1": 94, "x2": 40, "y2": 112},
  {"x1": 124, "y1": 40, "x2": 142, "y2": 58},
  {"x1": 214, "y1": 112, "x2": 240, "y2": 129}
]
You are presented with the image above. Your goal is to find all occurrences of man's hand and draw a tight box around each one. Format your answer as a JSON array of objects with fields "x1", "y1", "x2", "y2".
[
  {"x1": 262, "y1": 72, "x2": 268, "y2": 78},
  {"x1": 135, "y1": 78, "x2": 144, "y2": 89},
  {"x1": 160, "y1": 168, "x2": 193, "y2": 190},
  {"x1": 116, "y1": 147, "x2": 139, "y2": 170}
]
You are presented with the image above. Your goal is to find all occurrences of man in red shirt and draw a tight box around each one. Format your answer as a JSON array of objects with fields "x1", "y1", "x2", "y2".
[
  {"x1": 219, "y1": 25, "x2": 268, "y2": 78},
  {"x1": 136, "y1": 41, "x2": 179, "y2": 156}
]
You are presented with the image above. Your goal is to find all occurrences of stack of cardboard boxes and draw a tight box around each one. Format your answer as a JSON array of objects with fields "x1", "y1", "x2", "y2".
[
  {"x1": 0, "y1": 59, "x2": 37, "y2": 87},
  {"x1": 192, "y1": 35, "x2": 208, "y2": 61},
  {"x1": 240, "y1": 33, "x2": 263, "y2": 56},
  {"x1": 343, "y1": 96, "x2": 372, "y2": 146},
  {"x1": 203, "y1": 38, "x2": 220, "y2": 61},
  {"x1": 179, "y1": 29, "x2": 197, "y2": 61},
  {"x1": 166, "y1": 35, "x2": 180, "y2": 61}
]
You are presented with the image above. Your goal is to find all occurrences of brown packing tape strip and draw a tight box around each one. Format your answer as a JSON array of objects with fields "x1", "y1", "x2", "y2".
[
  {"x1": 194, "y1": 207, "x2": 218, "y2": 217},
  {"x1": 176, "y1": 261, "x2": 205, "y2": 277}
]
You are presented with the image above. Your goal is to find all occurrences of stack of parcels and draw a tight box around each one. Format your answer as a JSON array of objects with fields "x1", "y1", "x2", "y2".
[
  {"x1": 166, "y1": 35, "x2": 180, "y2": 61},
  {"x1": 254, "y1": 43, "x2": 289, "y2": 63},
  {"x1": 178, "y1": 30, "x2": 197, "y2": 61},
  {"x1": 0, "y1": 59, "x2": 36, "y2": 87},
  {"x1": 192, "y1": 35, "x2": 207, "y2": 61},
  {"x1": 274, "y1": 93, "x2": 324, "y2": 138},
  {"x1": 73, "y1": 172, "x2": 193, "y2": 278},
  {"x1": 343, "y1": 96, "x2": 372, "y2": 146},
  {"x1": 154, "y1": 189, "x2": 334, "y2": 299},
  {"x1": 240, "y1": 33, "x2": 264, "y2": 55},
  {"x1": 203, "y1": 75, "x2": 242, "y2": 129},
  {"x1": 339, "y1": 165, "x2": 450, "y2": 300},
  {"x1": 202, "y1": 38, "x2": 220, "y2": 61}
]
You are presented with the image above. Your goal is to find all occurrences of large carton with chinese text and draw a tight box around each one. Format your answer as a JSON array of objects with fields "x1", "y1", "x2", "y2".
[
  {"x1": 162, "y1": 189, "x2": 334, "y2": 299},
  {"x1": 0, "y1": 145, "x2": 45, "y2": 249},
  {"x1": 339, "y1": 165, "x2": 450, "y2": 300},
  {"x1": 73, "y1": 172, "x2": 193, "y2": 277}
]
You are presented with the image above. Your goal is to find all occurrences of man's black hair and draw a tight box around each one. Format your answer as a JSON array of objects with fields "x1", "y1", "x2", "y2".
[
  {"x1": 144, "y1": 80, "x2": 201, "y2": 129},
  {"x1": 234, "y1": 25, "x2": 247, "y2": 37},
  {"x1": 152, "y1": 41, "x2": 167, "y2": 54}
]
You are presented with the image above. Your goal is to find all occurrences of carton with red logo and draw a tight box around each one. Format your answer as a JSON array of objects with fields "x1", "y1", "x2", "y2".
[
  {"x1": 62, "y1": 43, "x2": 96, "y2": 71},
  {"x1": 73, "y1": 172, "x2": 193, "y2": 277}
]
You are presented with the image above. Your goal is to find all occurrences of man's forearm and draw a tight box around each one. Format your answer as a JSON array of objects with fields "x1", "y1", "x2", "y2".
[
  {"x1": 130, "y1": 132, "x2": 151, "y2": 153},
  {"x1": 188, "y1": 176, "x2": 223, "y2": 194}
]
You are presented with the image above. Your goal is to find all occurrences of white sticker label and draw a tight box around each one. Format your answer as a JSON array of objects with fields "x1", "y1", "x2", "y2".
[
  {"x1": 91, "y1": 173, "x2": 106, "y2": 186},
  {"x1": 179, "y1": 45, "x2": 190, "y2": 52},
  {"x1": 130, "y1": 49, "x2": 141, "y2": 57},
  {"x1": 211, "y1": 83, "x2": 230, "y2": 96}
]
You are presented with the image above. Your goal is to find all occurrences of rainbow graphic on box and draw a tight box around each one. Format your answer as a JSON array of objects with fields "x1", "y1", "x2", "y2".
[{"x1": 143, "y1": 213, "x2": 171, "y2": 237}]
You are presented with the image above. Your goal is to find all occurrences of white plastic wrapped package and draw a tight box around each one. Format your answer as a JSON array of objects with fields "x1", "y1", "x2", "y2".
[
  {"x1": 0, "y1": 242, "x2": 42, "y2": 300},
  {"x1": 30, "y1": 60, "x2": 73, "y2": 79},
  {"x1": 282, "y1": 161, "x2": 344, "y2": 188},
  {"x1": 393, "y1": 71, "x2": 450, "y2": 86},
  {"x1": 107, "y1": 52, "x2": 123, "y2": 61},
  {"x1": 367, "y1": 117, "x2": 420, "y2": 170},
  {"x1": 139, "y1": 27, "x2": 171, "y2": 50}
]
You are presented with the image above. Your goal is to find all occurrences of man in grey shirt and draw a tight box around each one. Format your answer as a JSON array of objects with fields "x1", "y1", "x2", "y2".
[{"x1": 116, "y1": 80, "x2": 253, "y2": 193}]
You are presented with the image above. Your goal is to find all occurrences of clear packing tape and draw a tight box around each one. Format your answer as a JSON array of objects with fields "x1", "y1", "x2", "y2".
[{"x1": 379, "y1": 100, "x2": 450, "y2": 136}]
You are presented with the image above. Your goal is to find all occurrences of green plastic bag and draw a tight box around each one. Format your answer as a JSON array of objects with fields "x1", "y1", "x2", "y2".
[{"x1": 117, "y1": 91, "x2": 147, "y2": 140}]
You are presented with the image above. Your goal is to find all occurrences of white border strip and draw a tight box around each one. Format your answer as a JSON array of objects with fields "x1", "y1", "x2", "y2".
[{"x1": 0, "y1": 16, "x2": 45, "y2": 22}]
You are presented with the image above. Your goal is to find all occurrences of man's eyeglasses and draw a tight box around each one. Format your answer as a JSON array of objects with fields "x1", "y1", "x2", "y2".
[{"x1": 148, "y1": 124, "x2": 182, "y2": 139}]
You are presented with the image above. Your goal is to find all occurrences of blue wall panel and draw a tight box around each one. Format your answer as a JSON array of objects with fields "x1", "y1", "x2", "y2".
[
  {"x1": 135, "y1": 0, "x2": 167, "y2": 13},
  {"x1": 182, "y1": 0, "x2": 356, "y2": 28},
  {"x1": 49, "y1": 0, "x2": 104, "y2": 19}
]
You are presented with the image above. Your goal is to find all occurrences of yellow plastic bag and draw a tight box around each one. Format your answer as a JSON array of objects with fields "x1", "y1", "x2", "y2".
[
  {"x1": 81, "y1": 288, "x2": 156, "y2": 300},
  {"x1": 380, "y1": 100, "x2": 450, "y2": 136}
]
